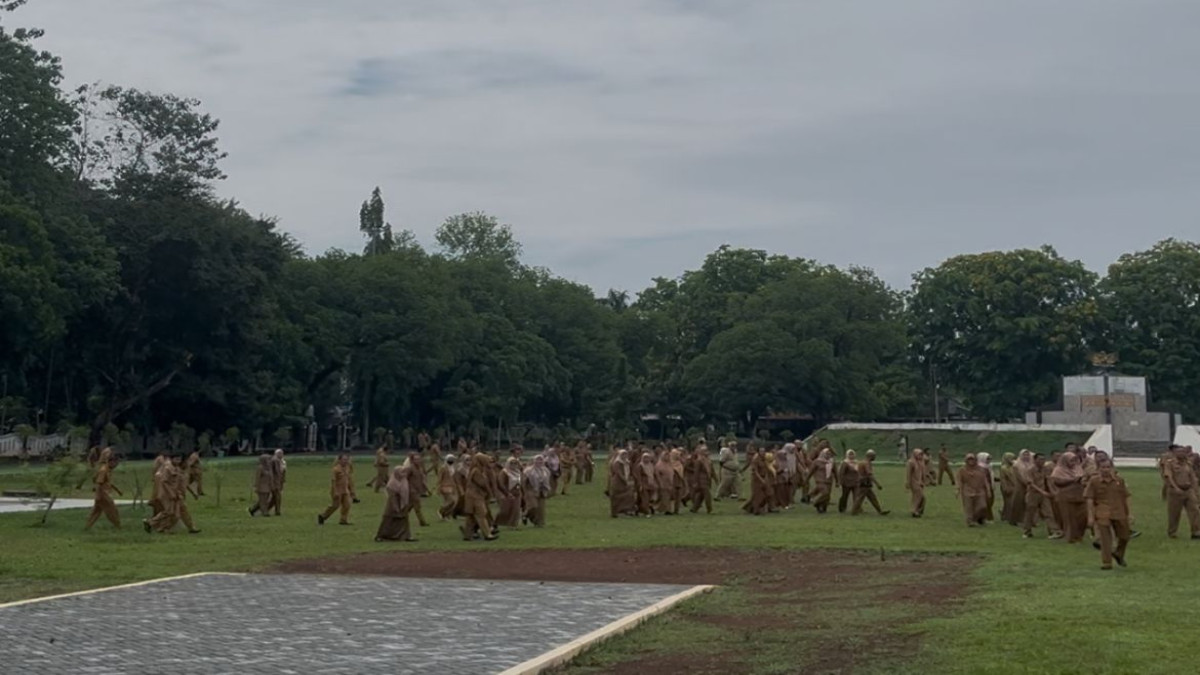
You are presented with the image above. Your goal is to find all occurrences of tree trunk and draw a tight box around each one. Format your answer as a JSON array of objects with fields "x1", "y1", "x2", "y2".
[
  {"x1": 40, "y1": 496, "x2": 56, "y2": 525},
  {"x1": 89, "y1": 365, "x2": 186, "y2": 445}
]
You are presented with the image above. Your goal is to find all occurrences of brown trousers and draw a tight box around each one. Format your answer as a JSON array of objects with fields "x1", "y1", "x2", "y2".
[
  {"x1": 938, "y1": 465, "x2": 955, "y2": 485},
  {"x1": 1097, "y1": 518, "x2": 1130, "y2": 568},
  {"x1": 689, "y1": 486, "x2": 713, "y2": 514},
  {"x1": 811, "y1": 481, "x2": 832, "y2": 511},
  {"x1": 269, "y1": 488, "x2": 283, "y2": 515},
  {"x1": 438, "y1": 491, "x2": 456, "y2": 519},
  {"x1": 837, "y1": 485, "x2": 854, "y2": 513},
  {"x1": 909, "y1": 487, "x2": 925, "y2": 516},
  {"x1": 1023, "y1": 490, "x2": 1059, "y2": 536},
  {"x1": 85, "y1": 493, "x2": 121, "y2": 530},
  {"x1": 1167, "y1": 488, "x2": 1200, "y2": 536},
  {"x1": 852, "y1": 486, "x2": 884, "y2": 515},
  {"x1": 410, "y1": 496, "x2": 429, "y2": 526},
  {"x1": 321, "y1": 494, "x2": 352, "y2": 524}
]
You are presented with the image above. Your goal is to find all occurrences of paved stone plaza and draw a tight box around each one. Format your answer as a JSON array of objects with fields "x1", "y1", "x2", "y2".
[{"x1": 0, "y1": 573, "x2": 691, "y2": 674}]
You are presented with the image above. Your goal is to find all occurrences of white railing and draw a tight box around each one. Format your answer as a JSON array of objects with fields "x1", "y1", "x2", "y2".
[{"x1": 822, "y1": 422, "x2": 1101, "y2": 432}]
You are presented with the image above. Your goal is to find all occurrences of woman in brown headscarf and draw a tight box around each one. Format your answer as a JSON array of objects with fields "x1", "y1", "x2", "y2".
[
  {"x1": 764, "y1": 451, "x2": 780, "y2": 513},
  {"x1": 1051, "y1": 453, "x2": 1088, "y2": 543},
  {"x1": 248, "y1": 453, "x2": 275, "y2": 517},
  {"x1": 655, "y1": 451, "x2": 677, "y2": 514},
  {"x1": 84, "y1": 448, "x2": 122, "y2": 530},
  {"x1": 998, "y1": 453, "x2": 1018, "y2": 525},
  {"x1": 634, "y1": 452, "x2": 658, "y2": 516},
  {"x1": 811, "y1": 448, "x2": 836, "y2": 514},
  {"x1": 522, "y1": 455, "x2": 552, "y2": 527},
  {"x1": 837, "y1": 450, "x2": 859, "y2": 514},
  {"x1": 375, "y1": 465, "x2": 415, "y2": 542},
  {"x1": 496, "y1": 457, "x2": 524, "y2": 529},
  {"x1": 608, "y1": 449, "x2": 636, "y2": 517},
  {"x1": 742, "y1": 448, "x2": 771, "y2": 515},
  {"x1": 670, "y1": 447, "x2": 687, "y2": 512}
]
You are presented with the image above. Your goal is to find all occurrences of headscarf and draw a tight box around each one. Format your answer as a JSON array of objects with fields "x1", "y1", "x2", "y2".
[
  {"x1": 504, "y1": 457, "x2": 523, "y2": 487},
  {"x1": 544, "y1": 447, "x2": 561, "y2": 473},
  {"x1": 670, "y1": 448, "x2": 685, "y2": 477},
  {"x1": 764, "y1": 451, "x2": 777, "y2": 477},
  {"x1": 387, "y1": 465, "x2": 411, "y2": 508},
  {"x1": 977, "y1": 452, "x2": 992, "y2": 477},
  {"x1": 1050, "y1": 453, "x2": 1083, "y2": 482},
  {"x1": 99, "y1": 447, "x2": 113, "y2": 464},
  {"x1": 819, "y1": 448, "x2": 834, "y2": 479},
  {"x1": 274, "y1": 448, "x2": 286, "y2": 472},
  {"x1": 525, "y1": 455, "x2": 552, "y2": 495},
  {"x1": 639, "y1": 452, "x2": 656, "y2": 482},
  {"x1": 613, "y1": 449, "x2": 631, "y2": 482},
  {"x1": 781, "y1": 443, "x2": 797, "y2": 475},
  {"x1": 1002, "y1": 453, "x2": 1015, "y2": 466},
  {"x1": 1015, "y1": 450, "x2": 1033, "y2": 482}
]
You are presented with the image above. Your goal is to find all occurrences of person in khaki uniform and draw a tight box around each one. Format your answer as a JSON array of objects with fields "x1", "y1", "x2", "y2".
[
  {"x1": 905, "y1": 449, "x2": 927, "y2": 518},
  {"x1": 1085, "y1": 458, "x2": 1132, "y2": 569},
  {"x1": 461, "y1": 454, "x2": 497, "y2": 541},
  {"x1": 248, "y1": 453, "x2": 276, "y2": 516},
  {"x1": 1163, "y1": 445, "x2": 1200, "y2": 539},
  {"x1": 1051, "y1": 453, "x2": 1087, "y2": 543},
  {"x1": 956, "y1": 454, "x2": 989, "y2": 526},
  {"x1": 184, "y1": 450, "x2": 204, "y2": 499},
  {"x1": 375, "y1": 465, "x2": 416, "y2": 542},
  {"x1": 368, "y1": 446, "x2": 389, "y2": 493},
  {"x1": 716, "y1": 442, "x2": 740, "y2": 500},
  {"x1": 317, "y1": 454, "x2": 353, "y2": 525},
  {"x1": 269, "y1": 449, "x2": 286, "y2": 515},
  {"x1": 937, "y1": 446, "x2": 955, "y2": 485},
  {"x1": 852, "y1": 450, "x2": 889, "y2": 516},
  {"x1": 523, "y1": 454, "x2": 552, "y2": 526},
  {"x1": 837, "y1": 450, "x2": 859, "y2": 514},
  {"x1": 578, "y1": 443, "x2": 595, "y2": 484},
  {"x1": 654, "y1": 451, "x2": 677, "y2": 514},
  {"x1": 436, "y1": 455, "x2": 458, "y2": 521},
  {"x1": 404, "y1": 452, "x2": 431, "y2": 527},
  {"x1": 1022, "y1": 454, "x2": 1062, "y2": 539},
  {"x1": 810, "y1": 448, "x2": 837, "y2": 514},
  {"x1": 145, "y1": 455, "x2": 200, "y2": 534},
  {"x1": 634, "y1": 452, "x2": 658, "y2": 516},
  {"x1": 84, "y1": 448, "x2": 122, "y2": 530},
  {"x1": 686, "y1": 444, "x2": 715, "y2": 514},
  {"x1": 558, "y1": 445, "x2": 576, "y2": 495}
]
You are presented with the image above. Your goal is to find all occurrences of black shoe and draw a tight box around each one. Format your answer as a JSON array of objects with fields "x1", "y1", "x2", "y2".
[
  {"x1": 1113, "y1": 553, "x2": 1127, "y2": 567},
  {"x1": 188, "y1": 529, "x2": 201, "y2": 534},
  {"x1": 880, "y1": 510, "x2": 891, "y2": 516},
  {"x1": 1092, "y1": 540, "x2": 1101, "y2": 550},
  {"x1": 317, "y1": 514, "x2": 326, "y2": 525},
  {"x1": 1130, "y1": 530, "x2": 1141, "y2": 539},
  {"x1": 248, "y1": 507, "x2": 254, "y2": 517},
  {"x1": 142, "y1": 520, "x2": 152, "y2": 534},
  {"x1": 352, "y1": 498, "x2": 361, "y2": 504},
  {"x1": 1191, "y1": 534, "x2": 1200, "y2": 540}
]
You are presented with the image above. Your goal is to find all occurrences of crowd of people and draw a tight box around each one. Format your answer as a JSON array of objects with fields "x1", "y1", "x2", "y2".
[{"x1": 76, "y1": 433, "x2": 1200, "y2": 570}]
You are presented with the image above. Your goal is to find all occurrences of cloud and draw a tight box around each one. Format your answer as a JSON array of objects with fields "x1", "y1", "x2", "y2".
[{"x1": 18, "y1": 0, "x2": 1200, "y2": 294}]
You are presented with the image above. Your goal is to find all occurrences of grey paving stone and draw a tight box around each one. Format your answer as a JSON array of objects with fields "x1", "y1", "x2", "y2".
[{"x1": 0, "y1": 573, "x2": 690, "y2": 675}]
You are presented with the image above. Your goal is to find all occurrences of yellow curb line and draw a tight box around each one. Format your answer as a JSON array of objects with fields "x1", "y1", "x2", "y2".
[
  {"x1": 497, "y1": 583, "x2": 716, "y2": 675},
  {"x1": 0, "y1": 572, "x2": 245, "y2": 610}
]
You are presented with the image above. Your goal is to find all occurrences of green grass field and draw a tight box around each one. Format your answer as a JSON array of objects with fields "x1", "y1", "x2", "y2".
[
  {"x1": 1, "y1": 455, "x2": 1196, "y2": 674},
  {"x1": 815, "y1": 429, "x2": 1093, "y2": 459}
]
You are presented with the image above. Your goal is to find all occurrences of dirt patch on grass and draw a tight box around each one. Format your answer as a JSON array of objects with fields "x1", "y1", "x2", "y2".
[{"x1": 271, "y1": 548, "x2": 975, "y2": 674}]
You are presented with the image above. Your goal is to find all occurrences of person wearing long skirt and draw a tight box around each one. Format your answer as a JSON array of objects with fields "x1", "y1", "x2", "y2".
[
  {"x1": 84, "y1": 448, "x2": 122, "y2": 530},
  {"x1": 375, "y1": 465, "x2": 415, "y2": 542},
  {"x1": 248, "y1": 453, "x2": 276, "y2": 517},
  {"x1": 978, "y1": 452, "x2": 996, "y2": 522},
  {"x1": 523, "y1": 455, "x2": 552, "y2": 527},
  {"x1": 810, "y1": 448, "x2": 836, "y2": 514},
  {"x1": 742, "y1": 450, "x2": 771, "y2": 515},
  {"x1": 837, "y1": 450, "x2": 859, "y2": 514},
  {"x1": 655, "y1": 451, "x2": 677, "y2": 515},
  {"x1": 1052, "y1": 453, "x2": 1088, "y2": 543},
  {"x1": 608, "y1": 450, "x2": 637, "y2": 517},
  {"x1": 634, "y1": 452, "x2": 658, "y2": 516},
  {"x1": 496, "y1": 457, "x2": 524, "y2": 529}
]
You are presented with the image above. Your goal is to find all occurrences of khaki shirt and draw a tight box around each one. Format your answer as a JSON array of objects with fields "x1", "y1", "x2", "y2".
[{"x1": 1084, "y1": 475, "x2": 1129, "y2": 522}]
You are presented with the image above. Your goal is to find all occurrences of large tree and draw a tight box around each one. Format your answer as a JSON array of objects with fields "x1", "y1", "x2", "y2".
[
  {"x1": 908, "y1": 246, "x2": 1099, "y2": 421},
  {"x1": 1099, "y1": 239, "x2": 1200, "y2": 418}
]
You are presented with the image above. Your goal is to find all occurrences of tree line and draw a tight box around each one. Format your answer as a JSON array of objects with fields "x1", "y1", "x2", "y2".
[{"x1": 3, "y1": 8, "x2": 1199, "y2": 451}]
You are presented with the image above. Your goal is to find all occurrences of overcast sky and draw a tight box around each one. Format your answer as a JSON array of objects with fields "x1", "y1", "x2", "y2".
[{"x1": 19, "y1": 1, "x2": 1200, "y2": 294}]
